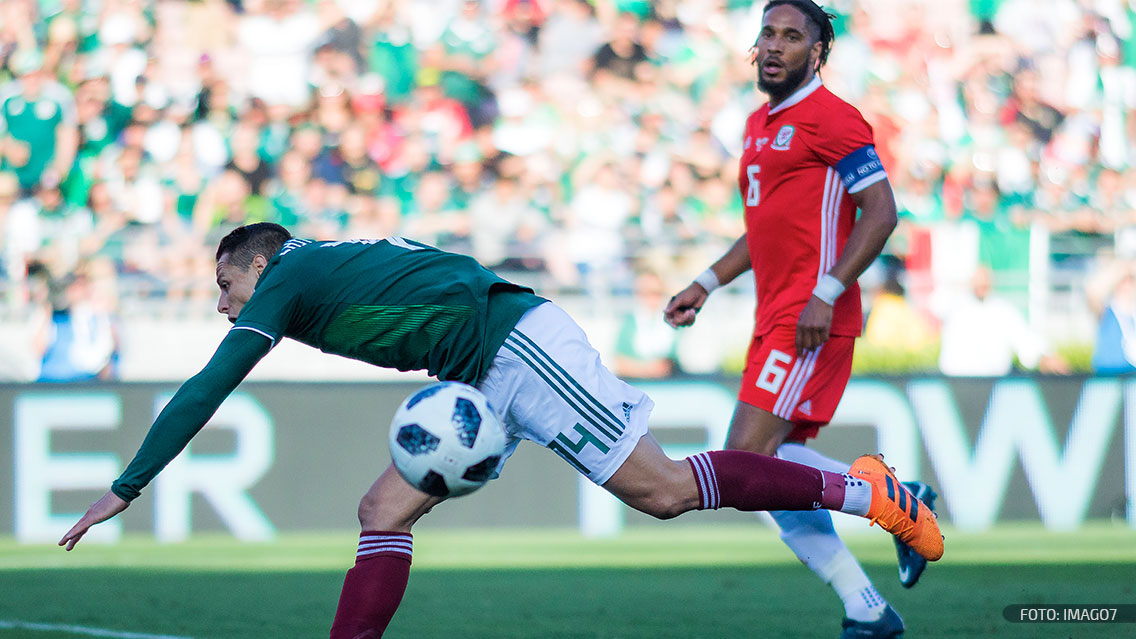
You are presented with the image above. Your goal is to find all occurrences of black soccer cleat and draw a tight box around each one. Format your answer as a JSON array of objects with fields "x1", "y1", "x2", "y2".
[
  {"x1": 840, "y1": 604, "x2": 905, "y2": 639},
  {"x1": 893, "y1": 481, "x2": 938, "y2": 588}
]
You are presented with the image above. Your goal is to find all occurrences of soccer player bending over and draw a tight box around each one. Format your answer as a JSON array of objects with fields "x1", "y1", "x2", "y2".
[
  {"x1": 61, "y1": 223, "x2": 941, "y2": 638},
  {"x1": 666, "y1": 2, "x2": 935, "y2": 638}
]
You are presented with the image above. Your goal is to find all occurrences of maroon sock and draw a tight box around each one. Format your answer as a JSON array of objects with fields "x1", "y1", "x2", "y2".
[
  {"x1": 686, "y1": 450, "x2": 846, "y2": 512},
  {"x1": 329, "y1": 531, "x2": 413, "y2": 639}
]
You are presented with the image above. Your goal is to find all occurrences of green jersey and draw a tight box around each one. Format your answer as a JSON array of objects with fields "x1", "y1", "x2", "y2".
[
  {"x1": 111, "y1": 238, "x2": 544, "y2": 502},
  {"x1": 0, "y1": 80, "x2": 76, "y2": 189},
  {"x1": 235, "y1": 237, "x2": 544, "y2": 383}
]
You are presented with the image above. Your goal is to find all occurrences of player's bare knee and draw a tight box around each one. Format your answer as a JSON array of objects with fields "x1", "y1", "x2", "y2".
[
  {"x1": 356, "y1": 493, "x2": 383, "y2": 528},
  {"x1": 630, "y1": 474, "x2": 696, "y2": 520},
  {"x1": 357, "y1": 492, "x2": 418, "y2": 532},
  {"x1": 647, "y1": 497, "x2": 685, "y2": 520},
  {"x1": 638, "y1": 488, "x2": 688, "y2": 520}
]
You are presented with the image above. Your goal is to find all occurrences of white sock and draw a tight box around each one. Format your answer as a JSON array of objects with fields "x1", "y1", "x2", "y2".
[
  {"x1": 840, "y1": 473, "x2": 871, "y2": 516},
  {"x1": 773, "y1": 443, "x2": 886, "y2": 622},
  {"x1": 822, "y1": 547, "x2": 888, "y2": 622}
]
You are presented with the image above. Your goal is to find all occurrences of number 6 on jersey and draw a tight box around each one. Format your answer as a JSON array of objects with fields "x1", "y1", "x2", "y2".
[{"x1": 745, "y1": 164, "x2": 761, "y2": 206}]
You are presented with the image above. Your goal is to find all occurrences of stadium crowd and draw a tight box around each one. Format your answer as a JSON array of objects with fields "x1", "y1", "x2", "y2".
[{"x1": 2, "y1": 0, "x2": 1136, "y2": 380}]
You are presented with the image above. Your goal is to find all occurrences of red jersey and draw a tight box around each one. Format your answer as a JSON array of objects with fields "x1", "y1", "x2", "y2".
[{"x1": 738, "y1": 77, "x2": 887, "y2": 338}]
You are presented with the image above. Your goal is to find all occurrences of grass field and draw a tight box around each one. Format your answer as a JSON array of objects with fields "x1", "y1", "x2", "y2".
[{"x1": 2, "y1": 522, "x2": 1134, "y2": 638}]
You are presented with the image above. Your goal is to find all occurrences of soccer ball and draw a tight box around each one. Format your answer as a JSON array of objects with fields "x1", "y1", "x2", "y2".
[{"x1": 388, "y1": 382, "x2": 507, "y2": 498}]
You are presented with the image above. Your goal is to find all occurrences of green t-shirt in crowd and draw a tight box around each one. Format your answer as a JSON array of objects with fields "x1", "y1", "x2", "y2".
[{"x1": 0, "y1": 80, "x2": 76, "y2": 189}]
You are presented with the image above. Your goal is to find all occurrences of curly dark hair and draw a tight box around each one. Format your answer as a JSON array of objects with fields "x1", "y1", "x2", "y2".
[{"x1": 762, "y1": 0, "x2": 838, "y2": 68}]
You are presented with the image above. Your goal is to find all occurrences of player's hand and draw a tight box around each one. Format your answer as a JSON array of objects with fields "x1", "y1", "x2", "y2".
[
  {"x1": 664, "y1": 283, "x2": 709, "y2": 328},
  {"x1": 796, "y1": 296, "x2": 834, "y2": 355},
  {"x1": 59, "y1": 490, "x2": 129, "y2": 551}
]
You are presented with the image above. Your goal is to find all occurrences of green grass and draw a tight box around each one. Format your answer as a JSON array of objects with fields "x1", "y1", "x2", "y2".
[{"x1": 2, "y1": 523, "x2": 1134, "y2": 638}]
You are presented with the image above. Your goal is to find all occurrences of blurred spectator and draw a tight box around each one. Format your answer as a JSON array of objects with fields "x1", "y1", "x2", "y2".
[
  {"x1": 0, "y1": 171, "x2": 24, "y2": 290},
  {"x1": 468, "y1": 172, "x2": 549, "y2": 271},
  {"x1": 395, "y1": 77, "x2": 473, "y2": 163},
  {"x1": 237, "y1": 0, "x2": 323, "y2": 108},
  {"x1": 1091, "y1": 269, "x2": 1136, "y2": 375},
  {"x1": 613, "y1": 269, "x2": 679, "y2": 379},
  {"x1": 490, "y1": 0, "x2": 544, "y2": 91},
  {"x1": 401, "y1": 170, "x2": 471, "y2": 253},
  {"x1": 0, "y1": 48, "x2": 78, "y2": 194},
  {"x1": 862, "y1": 264, "x2": 936, "y2": 353},
  {"x1": 195, "y1": 169, "x2": 266, "y2": 243},
  {"x1": 538, "y1": 0, "x2": 604, "y2": 80},
  {"x1": 366, "y1": 3, "x2": 418, "y2": 105},
  {"x1": 634, "y1": 181, "x2": 699, "y2": 258},
  {"x1": 938, "y1": 267, "x2": 1068, "y2": 376},
  {"x1": 589, "y1": 11, "x2": 648, "y2": 83},
  {"x1": 102, "y1": 144, "x2": 164, "y2": 225},
  {"x1": 312, "y1": 123, "x2": 382, "y2": 195},
  {"x1": 4, "y1": 174, "x2": 93, "y2": 281},
  {"x1": 225, "y1": 121, "x2": 272, "y2": 196},
  {"x1": 426, "y1": 0, "x2": 498, "y2": 127},
  {"x1": 316, "y1": 0, "x2": 365, "y2": 73},
  {"x1": 963, "y1": 177, "x2": 1031, "y2": 302},
  {"x1": 565, "y1": 157, "x2": 635, "y2": 288},
  {"x1": 34, "y1": 265, "x2": 119, "y2": 382}
]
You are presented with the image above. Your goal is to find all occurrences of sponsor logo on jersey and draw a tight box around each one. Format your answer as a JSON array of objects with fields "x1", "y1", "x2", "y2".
[
  {"x1": 278, "y1": 238, "x2": 312, "y2": 256},
  {"x1": 798, "y1": 399, "x2": 813, "y2": 416},
  {"x1": 744, "y1": 136, "x2": 752, "y2": 150},
  {"x1": 771, "y1": 125, "x2": 795, "y2": 151}
]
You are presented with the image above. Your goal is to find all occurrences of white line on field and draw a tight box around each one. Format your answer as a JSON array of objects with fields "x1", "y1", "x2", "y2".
[{"x1": 0, "y1": 620, "x2": 193, "y2": 639}]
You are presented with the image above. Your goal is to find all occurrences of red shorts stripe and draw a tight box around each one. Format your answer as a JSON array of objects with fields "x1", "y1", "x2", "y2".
[{"x1": 739, "y1": 324, "x2": 854, "y2": 441}]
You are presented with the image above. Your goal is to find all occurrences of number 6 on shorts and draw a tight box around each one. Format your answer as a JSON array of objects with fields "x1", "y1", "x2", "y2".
[{"x1": 755, "y1": 349, "x2": 793, "y2": 394}]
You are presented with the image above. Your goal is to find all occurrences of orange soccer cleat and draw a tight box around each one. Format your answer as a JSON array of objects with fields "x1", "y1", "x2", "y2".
[{"x1": 849, "y1": 454, "x2": 944, "y2": 562}]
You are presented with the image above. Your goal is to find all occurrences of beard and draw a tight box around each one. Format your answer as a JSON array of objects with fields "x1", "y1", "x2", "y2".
[{"x1": 757, "y1": 58, "x2": 812, "y2": 102}]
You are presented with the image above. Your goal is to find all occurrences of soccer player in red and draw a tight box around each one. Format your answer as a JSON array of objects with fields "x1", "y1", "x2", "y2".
[{"x1": 666, "y1": 2, "x2": 931, "y2": 638}]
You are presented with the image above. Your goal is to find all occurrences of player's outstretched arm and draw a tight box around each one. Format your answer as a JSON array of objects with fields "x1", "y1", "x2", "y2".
[
  {"x1": 58, "y1": 490, "x2": 129, "y2": 551},
  {"x1": 665, "y1": 234, "x2": 751, "y2": 328},
  {"x1": 58, "y1": 330, "x2": 271, "y2": 551}
]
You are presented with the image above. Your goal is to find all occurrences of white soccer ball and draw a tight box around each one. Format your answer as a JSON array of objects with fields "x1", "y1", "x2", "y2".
[{"x1": 388, "y1": 382, "x2": 507, "y2": 498}]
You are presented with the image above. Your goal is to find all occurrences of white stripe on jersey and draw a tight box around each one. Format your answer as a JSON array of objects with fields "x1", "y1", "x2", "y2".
[
  {"x1": 828, "y1": 175, "x2": 843, "y2": 270},
  {"x1": 819, "y1": 166, "x2": 843, "y2": 278},
  {"x1": 230, "y1": 325, "x2": 276, "y2": 346},
  {"x1": 818, "y1": 169, "x2": 834, "y2": 282},
  {"x1": 385, "y1": 236, "x2": 424, "y2": 251}
]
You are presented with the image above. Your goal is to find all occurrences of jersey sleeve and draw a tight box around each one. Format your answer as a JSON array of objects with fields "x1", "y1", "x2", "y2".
[
  {"x1": 231, "y1": 258, "x2": 302, "y2": 344},
  {"x1": 110, "y1": 329, "x2": 272, "y2": 501},
  {"x1": 811, "y1": 102, "x2": 888, "y2": 194}
]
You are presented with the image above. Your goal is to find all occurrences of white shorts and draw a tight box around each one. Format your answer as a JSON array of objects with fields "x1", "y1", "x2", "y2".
[{"x1": 477, "y1": 301, "x2": 652, "y2": 485}]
